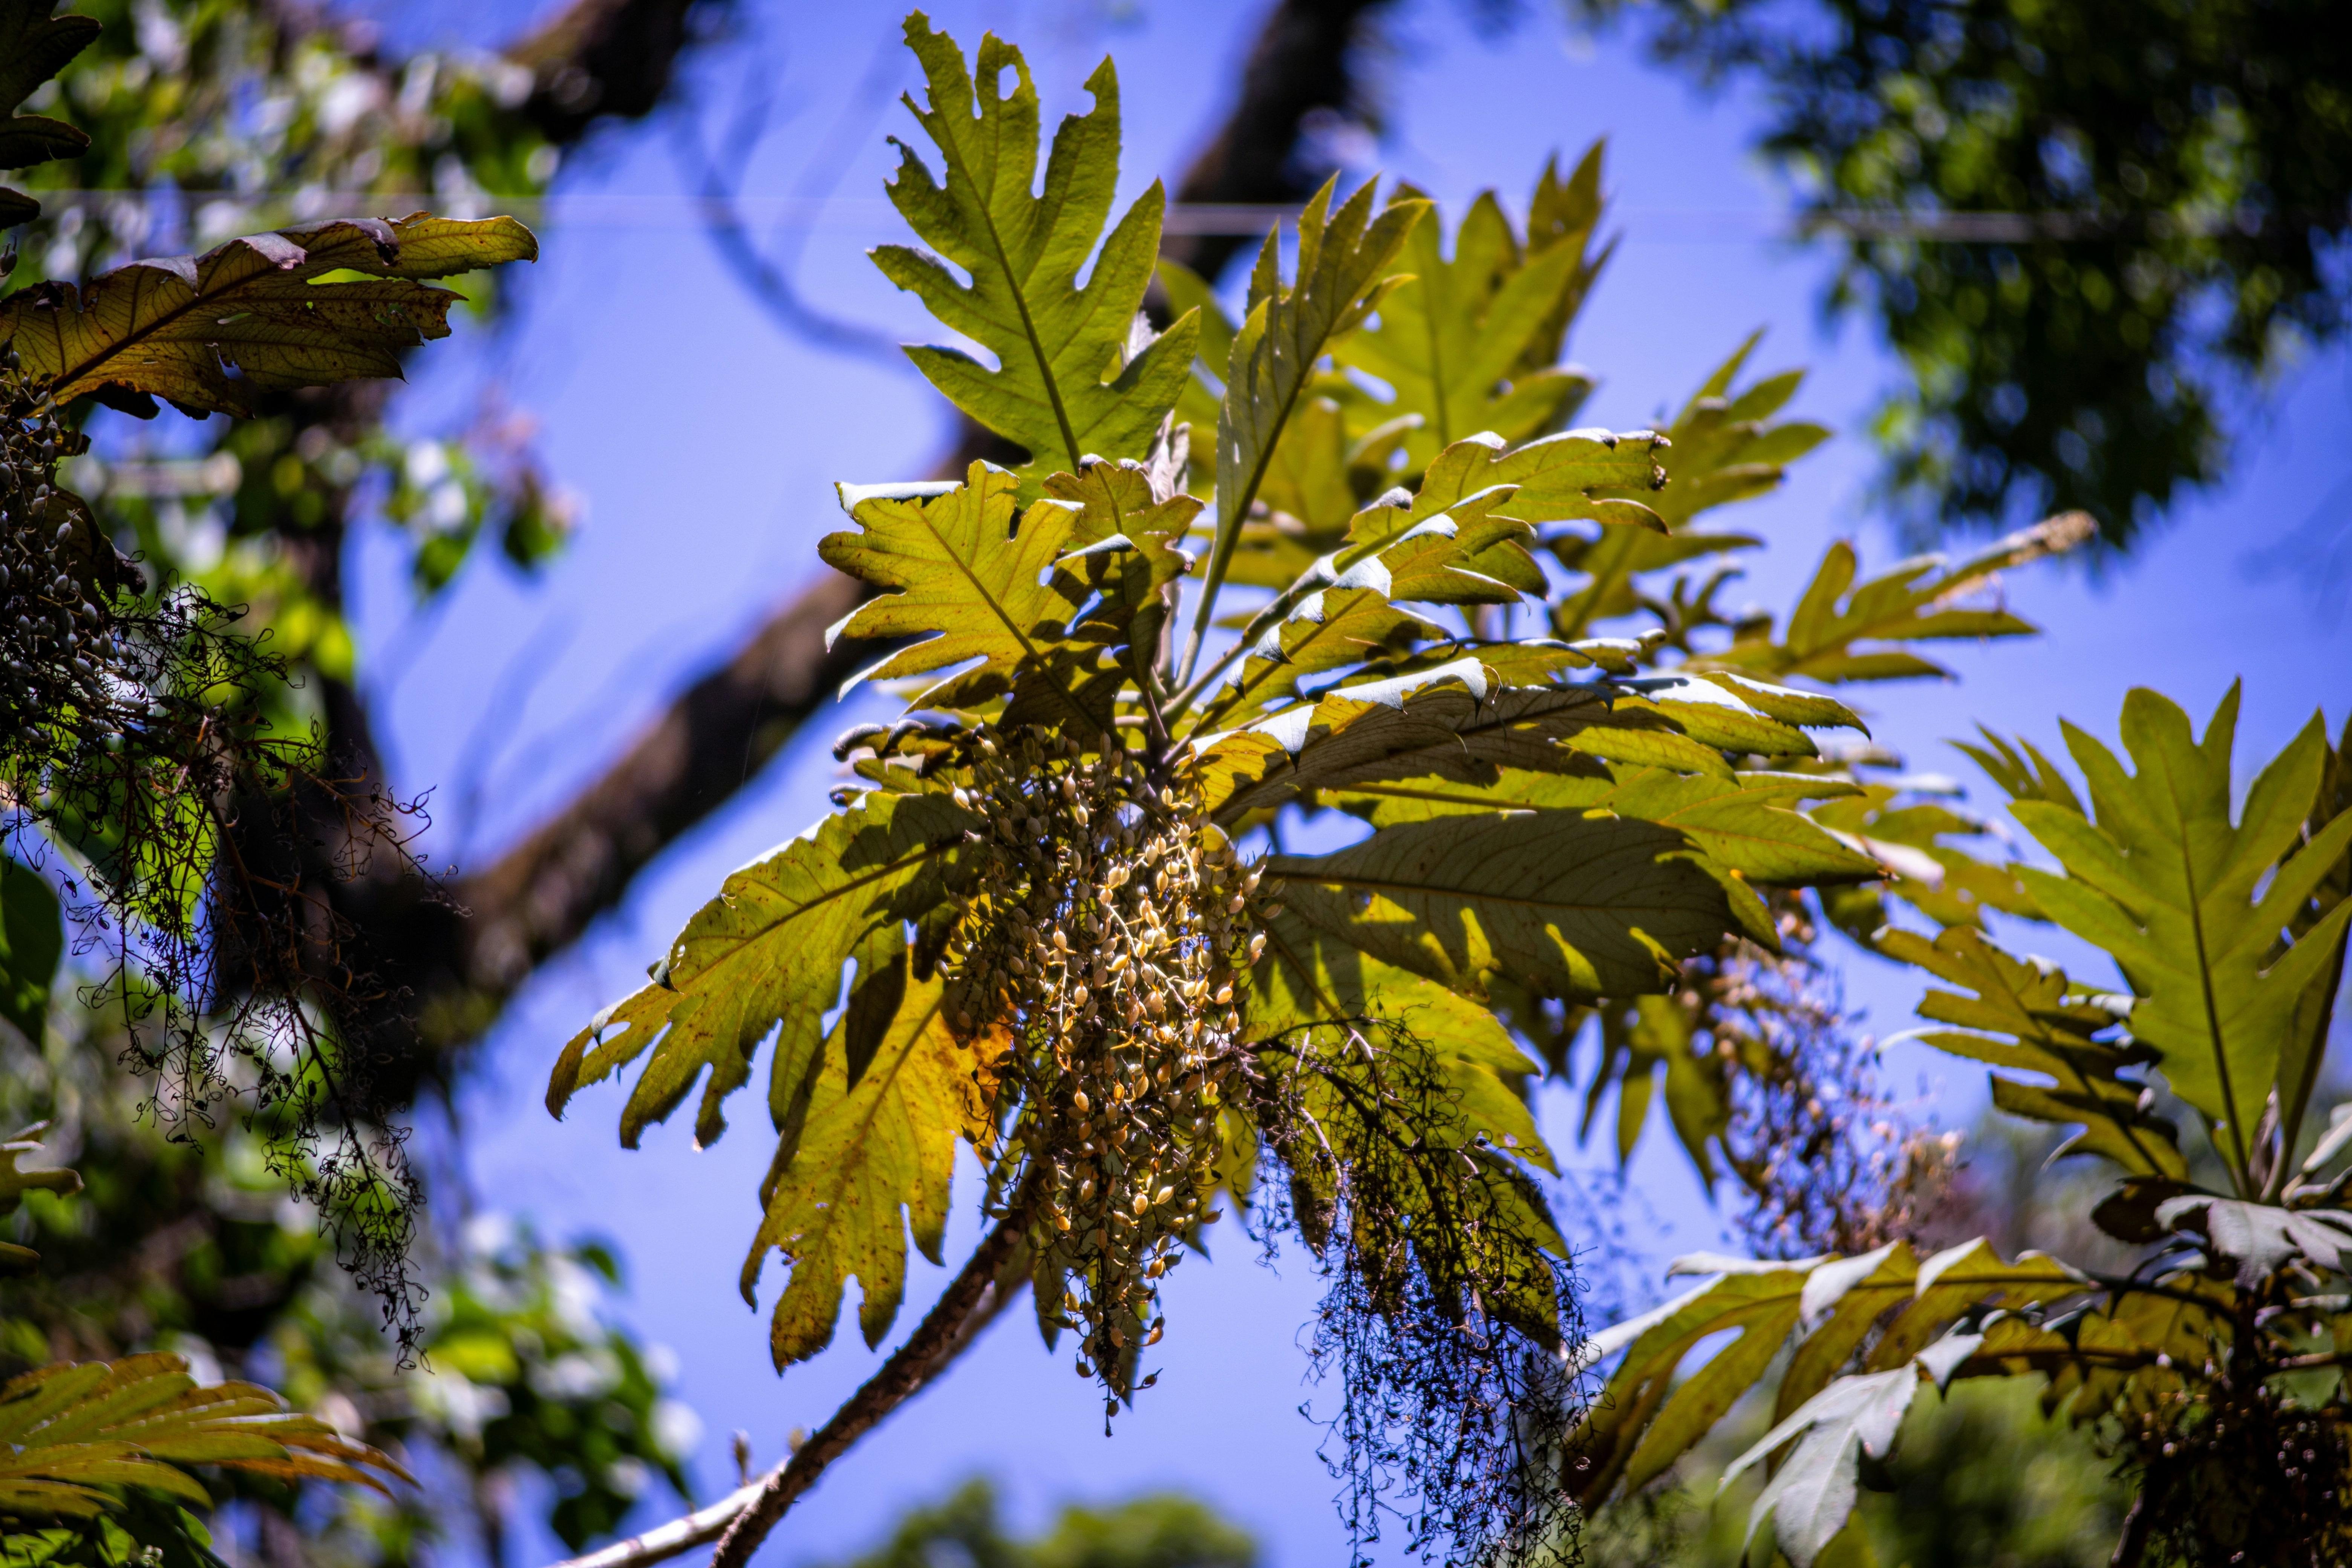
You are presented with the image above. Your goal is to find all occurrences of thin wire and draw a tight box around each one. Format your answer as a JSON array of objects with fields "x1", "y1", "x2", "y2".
[{"x1": 29, "y1": 189, "x2": 2334, "y2": 240}]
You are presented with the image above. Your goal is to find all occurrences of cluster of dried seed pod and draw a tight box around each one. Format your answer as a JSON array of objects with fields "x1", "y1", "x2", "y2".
[
  {"x1": 1, "y1": 359, "x2": 128, "y2": 761},
  {"x1": 940, "y1": 728, "x2": 1268, "y2": 1412}
]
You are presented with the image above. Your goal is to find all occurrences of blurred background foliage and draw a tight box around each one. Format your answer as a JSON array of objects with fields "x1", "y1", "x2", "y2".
[
  {"x1": 1, "y1": 1010, "x2": 700, "y2": 1566},
  {"x1": 1554, "y1": 0, "x2": 2352, "y2": 551},
  {"x1": 1585, "y1": 1374, "x2": 2130, "y2": 1568},
  {"x1": 805, "y1": 1479, "x2": 1257, "y2": 1568}
]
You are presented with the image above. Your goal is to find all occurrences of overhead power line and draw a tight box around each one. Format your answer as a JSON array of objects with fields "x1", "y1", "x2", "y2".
[{"x1": 22, "y1": 190, "x2": 2335, "y2": 243}]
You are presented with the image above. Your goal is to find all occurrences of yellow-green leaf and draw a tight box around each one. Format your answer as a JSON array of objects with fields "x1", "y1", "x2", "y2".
[
  {"x1": 740, "y1": 967, "x2": 997, "y2": 1367},
  {"x1": 548, "y1": 792, "x2": 971, "y2": 1150},
  {"x1": 0, "y1": 213, "x2": 536, "y2": 416},
  {"x1": 820, "y1": 462, "x2": 1094, "y2": 718},
  {"x1": 873, "y1": 16, "x2": 1199, "y2": 471}
]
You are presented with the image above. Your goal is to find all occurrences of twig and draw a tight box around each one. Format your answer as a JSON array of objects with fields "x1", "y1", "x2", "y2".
[
  {"x1": 538, "y1": 1211, "x2": 1029, "y2": 1568},
  {"x1": 707, "y1": 1209, "x2": 1029, "y2": 1568},
  {"x1": 667, "y1": 118, "x2": 902, "y2": 362}
]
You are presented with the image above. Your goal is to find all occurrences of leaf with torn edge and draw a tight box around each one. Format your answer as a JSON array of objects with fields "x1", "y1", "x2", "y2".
[
  {"x1": 547, "y1": 792, "x2": 972, "y2": 1151},
  {"x1": 873, "y1": 16, "x2": 1198, "y2": 470},
  {"x1": 741, "y1": 968, "x2": 997, "y2": 1367}
]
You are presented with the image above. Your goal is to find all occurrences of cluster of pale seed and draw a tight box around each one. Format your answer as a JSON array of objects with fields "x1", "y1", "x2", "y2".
[
  {"x1": 2, "y1": 357, "x2": 123, "y2": 758},
  {"x1": 940, "y1": 728, "x2": 1266, "y2": 1413}
]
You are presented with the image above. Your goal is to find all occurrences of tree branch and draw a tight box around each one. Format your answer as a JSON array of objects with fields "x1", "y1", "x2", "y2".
[
  {"x1": 1162, "y1": 0, "x2": 1400, "y2": 284},
  {"x1": 542, "y1": 1212, "x2": 1031, "y2": 1568},
  {"x1": 508, "y1": 0, "x2": 712, "y2": 145}
]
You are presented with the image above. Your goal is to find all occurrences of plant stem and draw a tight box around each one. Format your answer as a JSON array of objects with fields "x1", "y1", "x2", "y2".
[
  {"x1": 537, "y1": 1215, "x2": 1028, "y2": 1568},
  {"x1": 2110, "y1": 1476, "x2": 2159, "y2": 1568},
  {"x1": 1164, "y1": 560, "x2": 1335, "y2": 730},
  {"x1": 706, "y1": 1211, "x2": 1030, "y2": 1568}
]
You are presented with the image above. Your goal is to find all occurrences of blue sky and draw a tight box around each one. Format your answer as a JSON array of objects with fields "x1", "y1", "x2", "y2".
[{"x1": 332, "y1": 0, "x2": 2352, "y2": 1562}]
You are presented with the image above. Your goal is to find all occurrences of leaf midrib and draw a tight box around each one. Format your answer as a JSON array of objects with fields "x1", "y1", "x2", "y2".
[
  {"x1": 963, "y1": 172, "x2": 1083, "y2": 469},
  {"x1": 689, "y1": 835, "x2": 946, "y2": 984},
  {"x1": 1276, "y1": 865, "x2": 1712, "y2": 919},
  {"x1": 45, "y1": 261, "x2": 236, "y2": 395},
  {"x1": 2150, "y1": 769, "x2": 2251, "y2": 1181}
]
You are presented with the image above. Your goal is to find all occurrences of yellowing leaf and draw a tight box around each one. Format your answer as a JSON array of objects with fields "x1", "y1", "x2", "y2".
[
  {"x1": 873, "y1": 17, "x2": 1198, "y2": 470},
  {"x1": 547, "y1": 792, "x2": 971, "y2": 1150},
  {"x1": 820, "y1": 462, "x2": 1094, "y2": 718},
  {"x1": 0, "y1": 1354, "x2": 405, "y2": 1520},
  {"x1": 1862, "y1": 1239, "x2": 2087, "y2": 1371},
  {"x1": 0, "y1": 214, "x2": 537, "y2": 416},
  {"x1": 740, "y1": 968, "x2": 997, "y2": 1367}
]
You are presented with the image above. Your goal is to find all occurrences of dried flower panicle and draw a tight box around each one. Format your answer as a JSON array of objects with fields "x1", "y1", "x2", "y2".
[
  {"x1": 3, "y1": 355, "x2": 435, "y2": 1352},
  {"x1": 1252, "y1": 1021, "x2": 1585, "y2": 1568},
  {"x1": 1694, "y1": 914, "x2": 1955, "y2": 1258},
  {"x1": 938, "y1": 727, "x2": 1261, "y2": 1412}
]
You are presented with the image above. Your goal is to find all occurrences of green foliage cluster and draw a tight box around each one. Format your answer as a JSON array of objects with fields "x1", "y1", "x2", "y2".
[
  {"x1": 809, "y1": 1478, "x2": 1255, "y2": 1568},
  {"x1": 1576, "y1": 692, "x2": 2352, "y2": 1566},
  {"x1": 0, "y1": 0, "x2": 582, "y2": 1553},
  {"x1": 1, "y1": 1008, "x2": 698, "y2": 1566},
  {"x1": 551, "y1": 13, "x2": 2107, "y2": 1566}
]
